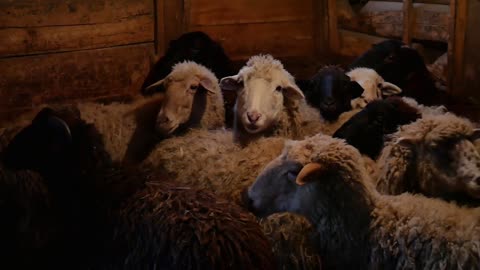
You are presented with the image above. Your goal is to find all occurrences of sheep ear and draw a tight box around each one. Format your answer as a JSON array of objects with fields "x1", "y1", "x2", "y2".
[
  {"x1": 220, "y1": 75, "x2": 242, "y2": 91},
  {"x1": 283, "y1": 83, "x2": 305, "y2": 100},
  {"x1": 380, "y1": 82, "x2": 402, "y2": 96},
  {"x1": 349, "y1": 81, "x2": 365, "y2": 99},
  {"x1": 199, "y1": 77, "x2": 216, "y2": 94},
  {"x1": 395, "y1": 136, "x2": 416, "y2": 148},
  {"x1": 472, "y1": 129, "x2": 480, "y2": 141},
  {"x1": 144, "y1": 79, "x2": 166, "y2": 95},
  {"x1": 296, "y1": 163, "x2": 325, "y2": 186}
]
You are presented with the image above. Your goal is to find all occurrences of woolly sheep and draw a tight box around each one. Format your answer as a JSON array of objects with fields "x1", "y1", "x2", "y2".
[
  {"x1": 246, "y1": 133, "x2": 480, "y2": 269},
  {"x1": 297, "y1": 66, "x2": 364, "y2": 122},
  {"x1": 333, "y1": 97, "x2": 421, "y2": 159},
  {"x1": 3, "y1": 107, "x2": 276, "y2": 270},
  {"x1": 145, "y1": 130, "x2": 322, "y2": 269},
  {"x1": 349, "y1": 39, "x2": 405, "y2": 71},
  {"x1": 219, "y1": 55, "x2": 355, "y2": 145},
  {"x1": 376, "y1": 113, "x2": 480, "y2": 202},
  {"x1": 346, "y1": 67, "x2": 402, "y2": 109},
  {"x1": 140, "y1": 31, "x2": 233, "y2": 95}
]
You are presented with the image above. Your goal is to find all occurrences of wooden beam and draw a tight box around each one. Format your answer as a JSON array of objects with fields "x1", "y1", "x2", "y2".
[
  {"x1": 448, "y1": 0, "x2": 468, "y2": 95},
  {"x1": 403, "y1": 0, "x2": 414, "y2": 45},
  {"x1": 370, "y1": 0, "x2": 450, "y2": 4},
  {"x1": 154, "y1": 0, "x2": 166, "y2": 56},
  {"x1": 327, "y1": 0, "x2": 340, "y2": 53},
  {"x1": 312, "y1": 0, "x2": 329, "y2": 56}
]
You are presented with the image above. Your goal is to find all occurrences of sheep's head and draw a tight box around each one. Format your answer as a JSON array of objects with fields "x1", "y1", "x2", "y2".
[
  {"x1": 220, "y1": 55, "x2": 304, "y2": 134},
  {"x1": 244, "y1": 134, "x2": 371, "y2": 218},
  {"x1": 393, "y1": 114, "x2": 480, "y2": 199},
  {"x1": 144, "y1": 61, "x2": 222, "y2": 136},
  {"x1": 302, "y1": 66, "x2": 364, "y2": 121},
  {"x1": 347, "y1": 68, "x2": 402, "y2": 109}
]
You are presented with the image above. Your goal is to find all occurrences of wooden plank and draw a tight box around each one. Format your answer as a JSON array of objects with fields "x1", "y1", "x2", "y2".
[
  {"x1": 447, "y1": 0, "x2": 457, "y2": 94},
  {"x1": 338, "y1": 30, "x2": 388, "y2": 57},
  {"x1": 328, "y1": 0, "x2": 340, "y2": 52},
  {"x1": 0, "y1": 16, "x2": 154, "y2": 57},
  {"x1": 450, "y1": 0, "x2": 469, "y2": 96},
  {"x1": 191, "y1": 21, "x2": 314, "y2": 60},
  {"x1": 403, "y1": 0, "x2": 414, "y2": 45},
  {"x1": 0, "y1": 43, "x2": 154, "y2": 110},
  {"x1": 154, "y1": 0, "x2": 166, "y2": 55},
  {"x1": 313, "y1": 0, "x2": 329, "y2": 56},
  {"x1": 0, "y1": 0, "x2": 153, "y2": 27},
  {"x1": 189, "y1": 0, "x2": 313, "y2": 26},
  {"x1": 370, "y1": 0, "x2": 450, "y2": 4},
  {"x1": 163, "y1": 0, "x2": 186, "y2": 47},
  {"x1": 339, "y1": 2, "x2": 450, "y2": 42}
]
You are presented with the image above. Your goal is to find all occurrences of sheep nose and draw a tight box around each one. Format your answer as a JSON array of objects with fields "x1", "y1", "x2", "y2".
[
  {"x1": 157, "y1": 114, "x2": 170, "y2": 124},
  {"x1": 241, "y1": 188, "x2": 254, "y2": 211},
  {"x1": 247, "y1": 112, "x2": 261, "y2": 124}
]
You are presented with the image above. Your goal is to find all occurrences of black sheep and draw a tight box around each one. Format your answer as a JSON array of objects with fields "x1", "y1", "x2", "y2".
[
  {"x1": 333, "y1": 96, "x2": 421, "y2": 159},
  {"x1": 348, "y1": 39, "x2": 405, "y2": 71},
  {"x1": 3, "y1": 108, "x2": 276, "y2": 270},
  {"x1": 141, "y1": 31, "x2": 234, "y2": 95},
  {"x1": 298, "y1": 66, "x2": 364, "y2": 122}
]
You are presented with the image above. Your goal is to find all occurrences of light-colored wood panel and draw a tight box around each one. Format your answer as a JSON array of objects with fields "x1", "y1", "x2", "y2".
[
  {"x1": 189, "y1": 0, "x2": 313, "y2": 26},
  {"x1": 191, "y1": 21, "x2": 314, "y2": 60},
  {"x1": 339, "y1": 1, "x2": 450, "y2": 42},
  {"x1": 0, "y1": 15, "x2": 153, "y2": 57},
  {"x1": 0, "y1": 0, "x2": 153, "y2": 27},
  {"x1": 0, "y1": 43, "x2": 154, "y2": 110},
  {"x1": 338, "y1": 30, "x2": 387, "y2": 57}
]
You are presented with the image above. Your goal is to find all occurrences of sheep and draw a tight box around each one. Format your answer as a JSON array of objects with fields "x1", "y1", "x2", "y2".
[
  {"x1": 346, "y1": 67, "x2": 402, "y2": 109},
  {"x1": 297, "y1": 65, "x2": 364, "y2": 122},
  {"x1": 145, "y1": 130, "x2": 323, "y2": 269},
  {"x1": 3, "y1": 107, "x2": 276, "y2": 270},
  {"x1": 245, "y1": 133, "x2": 480, "y2": 269},
  {"x1": 348, "y1": 39, "x2": 405, "y2": 71},
  {"x1": 140, "y1": 31, "x2": 234, "y2": 95},
  {"x1": 400, "y1": 96, "x2": 448, "y2": 116},
  {"x1": 219, "y1": 55, "x2": 357, "y2": 145},
  {"x1": 333, "y1": 97, "x2": 421, "y2": 159},
  {"x1": 375, "y1": 112, "x2": 480, "y2": 203}
]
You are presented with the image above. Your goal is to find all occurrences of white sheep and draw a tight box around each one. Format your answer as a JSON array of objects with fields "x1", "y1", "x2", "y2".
[
  {"x1": 246, "y1": 133, "x2": 480, "y2": 269},
  {"x1": 219, "y1": 54, "x2": 355, "y2": 145},
  {"x1": 347, "y1": 67, "x2": 402, "y2": 109},
  {"x1": 400, "y1": 96, "x2": 448, "y2": 116},
  {"x1": 375, "y1": 112, "x2": 480, "y2": 202}
]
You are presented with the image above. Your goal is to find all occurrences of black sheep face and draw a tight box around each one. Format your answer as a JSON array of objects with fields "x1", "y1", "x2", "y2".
[
  {"x1": 301, "y1": 67, "x2": 364, "y2": 122},
  {"x1": 376, "y1": 46, "x2": 428, "y2": 87},
  {"x1": 348, "y1": 39, "x2": 404, "y2": 70}
]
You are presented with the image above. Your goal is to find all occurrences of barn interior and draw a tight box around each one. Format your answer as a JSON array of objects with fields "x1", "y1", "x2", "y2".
[{"x1": 1, "y1": 1, "x2": 480, "y2": 269}]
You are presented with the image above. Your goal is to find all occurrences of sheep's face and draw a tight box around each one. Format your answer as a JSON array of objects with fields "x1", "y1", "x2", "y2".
[
  {"x1": 347, "y1": 68, "x2": 402, "y2": 109},
  {"x1": 397, "y1": 132, "x2": 480, "y2": 198},
  {"x1": 303, "y1": 67, "x2": 364, "y2": 121},
  {"x1": 145, "y1": 75, "x2": 216, "y2": 135},
  {"x1": 376, "y1": 46, "x2": 427, "y2": 87},
  {"x1": 221, "y1": 70, "x2": 304, "y2": 134},
  {"x1": 245, "y1": 134, "x2": 367, "y2": 218}
]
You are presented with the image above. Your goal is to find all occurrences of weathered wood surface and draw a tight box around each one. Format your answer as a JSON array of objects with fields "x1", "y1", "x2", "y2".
[
  {"x1": 338, "y1": 30, "x2": 387, "y2": 57},
  {"x1": 370, "y1": 0, "x2": 450, "y2": 4},
  {"x1": 339, "y1": 1, "x2": 450, "y2": 42},
  {"x1": 313, "y1": 0, "x2": 329, "y2": 56},
  {"x1": 328, "y1": 0, "x2": 340, "y2": 52},
  {"x1": 403, "y1": 0, "x2": 414, "y2": 44},
  {"x1": 189, "y1": 0, "x2": 313, "y2": 26},
  {"x1": 0, "y1": 43, "x2": 154, "y2": 111},
  {"x1": 192, "y1": 21, "x2": 314, "y2": 60}
]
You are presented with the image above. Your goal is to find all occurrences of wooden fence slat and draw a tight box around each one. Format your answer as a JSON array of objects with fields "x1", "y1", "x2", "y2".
[{"x1": 403, "y1": 0, "x2": 414, "y2": 45}]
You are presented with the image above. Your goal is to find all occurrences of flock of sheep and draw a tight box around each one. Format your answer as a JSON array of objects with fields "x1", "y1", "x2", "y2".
[{"x1": 1, "y1": 31, "x2": 480, "y2": 270}]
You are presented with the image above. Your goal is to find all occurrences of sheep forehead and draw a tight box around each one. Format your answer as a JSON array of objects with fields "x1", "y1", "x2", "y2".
[
  {"x1": 283, "y1": 134, "x2": 360, "y2": 165},
  {"x1": 241, "y1": 55, "x2": 293, "y2": 83},
  {"x1": 169, "y1": 61, "x2": 219, "y2": 88}
]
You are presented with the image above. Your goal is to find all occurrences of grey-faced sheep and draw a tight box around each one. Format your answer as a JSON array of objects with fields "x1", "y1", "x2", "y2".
[
  {"x1": 346, "y1": 67, "x2": 402, "y2": 109},
  {"x1": 140, "y1": 31, "x2": 234, "y2": 95},
  {"x1": 145, "y1": 130, "x2": 323, "y2": 269},
  {"x1": 219, "y1": 55, "x2": 355, "y2": 145},
  {"x1": 245, "y1": 133, "x2": 480, "y2": 270},
  {"x1": 333, "y1": 96, "x2": 421, "y2": 159},
  {"x1": 3, "y1": 107, "x2": 276, "y2": 270},
  {"x1": 376, "y1": 113, "x2": 480, "y2": 203}
]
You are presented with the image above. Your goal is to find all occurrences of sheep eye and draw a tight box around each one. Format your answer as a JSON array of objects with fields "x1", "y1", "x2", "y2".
[
  {"x1": 275, "y1": 86, "x2": 283, "y2": 92},
  {"x1": 287, "y1": 171, "x2": 298, "y2": 182},
  {"x1": 190, "y1": 85, "x2": 198, "y2": 90}
]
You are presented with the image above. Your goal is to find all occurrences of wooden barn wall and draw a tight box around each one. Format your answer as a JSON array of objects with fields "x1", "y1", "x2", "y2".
[
  {"x1": 187, "y1": 0, "x2": 317, "y2": 60},
  {"x1": 0, "y1": 0, "x2": 155, "y2": 122}
]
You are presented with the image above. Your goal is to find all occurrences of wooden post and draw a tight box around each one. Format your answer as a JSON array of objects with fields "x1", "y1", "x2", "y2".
[
  {"x1": 313, "y1": 0, "x2": 329, "y2": 57},
  {"x1": 447, "y1": 0, "x2": 467, "y2": 95},
  {"x1": 154, "y1": 0, "x2": 166, "y2": 56},
  {"x1": 155, "y1": 0, "x2": 190, "y2": 57},
  {"x1": 402, "y1": 0, "x2": 414, "y2": 45},
  {"x1": 327, "y1": 0, "x2": 340, "y2": 53}
]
